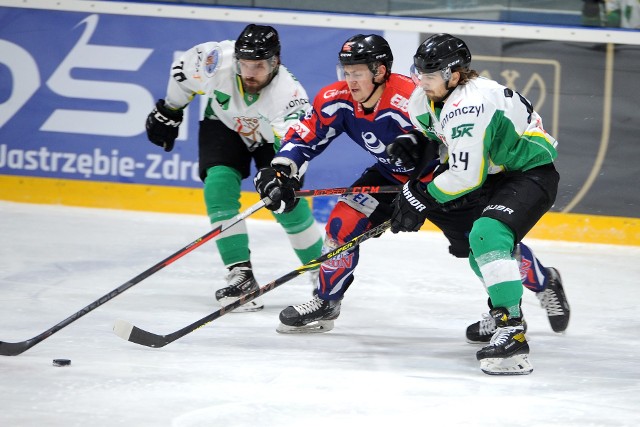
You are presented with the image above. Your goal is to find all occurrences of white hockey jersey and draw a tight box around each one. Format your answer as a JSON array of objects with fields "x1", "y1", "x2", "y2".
[
  {"x1": 408, "y1": 76, "x2": 558, "y2": 204},
  {"x1": 606, "y1": 0, "x2": 640, "y2": 28},
  {"x1": 163, "y1": 40, "x2": 311, "y2": 150}
]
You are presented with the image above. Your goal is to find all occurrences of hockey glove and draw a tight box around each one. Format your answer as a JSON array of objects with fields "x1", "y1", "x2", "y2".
[
  {"x1": 145, "y1": 99, "x2": 183, "y2": 152},
  {"x1": 387, "y1": 130, "x2": 439, "y2": 171},
  {"x1": 390, "y1": 180, "x2": 439, "y2": 233},
  {"x1": 254, "y1": 165, "x2": 301, "y2": 214}
]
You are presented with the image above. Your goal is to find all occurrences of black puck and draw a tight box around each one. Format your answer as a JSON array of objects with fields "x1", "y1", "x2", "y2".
[{"x1": 52, "y1": 359, "x2": 71, "y2": 367}]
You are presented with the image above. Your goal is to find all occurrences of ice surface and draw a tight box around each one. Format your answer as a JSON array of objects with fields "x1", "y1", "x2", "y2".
[{"x1": 1, "y1": 201, "x2": 639, "y2": 426}]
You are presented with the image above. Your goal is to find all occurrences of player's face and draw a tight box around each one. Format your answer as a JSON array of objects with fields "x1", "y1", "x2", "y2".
[
  {"x1": 341, "y1": 64, "x2": 377, "y2": 103},
  {"x1": 237, "y1": 58, "x2": 277, "y2": 94},
  {"x1": 413, "y1": 69, "x2": 450, "y2": 102}
]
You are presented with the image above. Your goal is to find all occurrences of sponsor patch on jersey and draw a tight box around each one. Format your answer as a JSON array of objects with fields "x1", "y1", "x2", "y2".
[
  {"x1": 291, "y1": 122, "x2": 311, "y2": 139},
  {"x1": 190, "y1": 48, "x2": 204, "y2": 81},
  {"x1": 205, "y1": 47, "x2": 221, "y2": 76},
  {"x1": 451, "y1": 123, "x2": 474, "y2": 139},
  {"x1": 323, "y1": 88, "x2": 349, "y2": 99},
  {"x1": 361, "y1": 131, "x2": 385, "y2": 154},
  {"x1": 286, "y1": 97, "x2": 310, "y2": 110},
  {"x1": 234, "y1": 116, "x2": 261, "y2": 140},
  {"x1": 389, "y1": 93, "x2": 409, "y2": 113},
  {"x1": 440, "y1": 103, "x2": 485, "y2": 128}
]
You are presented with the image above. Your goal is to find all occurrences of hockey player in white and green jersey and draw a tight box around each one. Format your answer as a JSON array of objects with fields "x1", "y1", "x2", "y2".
[
  {"x1": 389, "y1": 34, "x2": 565, "y2": 375},
  {"x1": 145, "y1": 24, "x2": 323, "y2": 311},
  {"x1": 606, "y1": 0, "x2": 640, "y2": 28}
]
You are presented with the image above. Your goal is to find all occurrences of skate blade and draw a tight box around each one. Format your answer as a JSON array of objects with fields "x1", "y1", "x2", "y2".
[
  {"x1": 480, "y1": 354, "x2": 533, "y2": 376},
  {"x1": 466, "y1": 338, "x2": 492, "y2": 345},
  {"x1": 216, "y1": 296, "x2": 264, "y2": 313},
  {"x1": 276, "y1": 320, "x2": 334, "y2": 334}
]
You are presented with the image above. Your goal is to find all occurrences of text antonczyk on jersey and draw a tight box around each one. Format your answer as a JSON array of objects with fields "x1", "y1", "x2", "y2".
[
  {"x1": 440, "y1": 104, "x2": 485, "y2": 129},
  {"x1": 0, "y1": 144, "x2": 200, "y2": 183}
]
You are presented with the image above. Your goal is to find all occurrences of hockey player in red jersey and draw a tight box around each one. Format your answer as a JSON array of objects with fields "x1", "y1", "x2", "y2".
[{"x1": 256, "y1": 34, "x2": 422, "y2": 333}]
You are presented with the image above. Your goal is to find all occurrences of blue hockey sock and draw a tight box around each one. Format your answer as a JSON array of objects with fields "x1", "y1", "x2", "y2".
[{"x1": 516, "y1": 242, "x2": 549, "y2": 292}]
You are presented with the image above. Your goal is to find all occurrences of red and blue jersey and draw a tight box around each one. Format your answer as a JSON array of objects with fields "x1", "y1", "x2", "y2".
[{"x1": 277, "y1": 74, "x2": 417, "y2": 183}]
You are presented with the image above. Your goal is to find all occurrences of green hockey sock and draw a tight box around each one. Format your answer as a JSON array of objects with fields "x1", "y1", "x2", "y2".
[
  {"x1": 469, "y1": 217, "x2": 522, "y2": 317},
  {"x1": 203, "y1": 166, "x2": 249, "y2": 267}
]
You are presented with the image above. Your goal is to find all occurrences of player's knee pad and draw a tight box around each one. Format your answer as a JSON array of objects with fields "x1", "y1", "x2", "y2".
[
  {"x1": 325, "y1": 195, "x2": 379, "y2": 243},
  {"x1": 468, "y1": 217, "x2": 515, "y2": 262},
  {"x1": 203, "y1": 166, "x2": 242, "y2": 222},
  {"x1": 339, "y1": 192, "x2": 380, "y2": 216}
]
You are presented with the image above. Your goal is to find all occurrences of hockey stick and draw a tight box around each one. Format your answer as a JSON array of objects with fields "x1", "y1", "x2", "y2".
[
  {"x1": 0, "y1": 185, "x2": 399, "y2": 356},
  {"x1": 294, "y1": 185, "x2": 401, "y2": 198},
  {"x1": 113, "y1": 220, "x2": 392, "y2": 348},
  {"x1": 0, "y1": 198, "x2": 268, "y2": 356}
]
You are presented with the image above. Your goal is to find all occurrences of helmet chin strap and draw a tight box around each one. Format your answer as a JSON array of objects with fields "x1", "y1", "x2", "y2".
[
  {"x1": 360, "y1": 66, "x2": 386, "y2": 106},
  {"x1": 361, "y1": 81, "x2": 381, "y2": 105}
]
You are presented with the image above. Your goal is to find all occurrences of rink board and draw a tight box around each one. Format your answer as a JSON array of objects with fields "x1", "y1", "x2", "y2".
[
  {"x1": 1, "y1": 175, "x2": 637, "y2": 246},
  {"x1": 1, "y1": 0, "x2": 639, "y2": 244}
]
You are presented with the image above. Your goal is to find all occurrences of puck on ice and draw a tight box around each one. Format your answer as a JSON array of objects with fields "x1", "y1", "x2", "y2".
[{"x1": 52, "y1": 359, "x2": 71, "y2": 367}]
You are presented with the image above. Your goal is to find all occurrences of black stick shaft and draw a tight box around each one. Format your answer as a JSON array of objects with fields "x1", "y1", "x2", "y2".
[
  {"x1": 0, "y1": 184, "x2": 402, "y2": 356},
  {"x1": 0, "y1": 199, "x2": 267, "y2": 356},
  {"x1": 114, "y1": 220, "x2": 392, "y2": 348}
]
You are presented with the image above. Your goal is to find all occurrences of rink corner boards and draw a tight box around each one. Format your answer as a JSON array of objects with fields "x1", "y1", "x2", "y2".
[{"x1": 1, "y1": 175, "x2": 638, "y2": 247}]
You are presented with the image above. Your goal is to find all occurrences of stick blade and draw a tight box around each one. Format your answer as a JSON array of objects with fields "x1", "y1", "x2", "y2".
[
  {"x1": 113, "y1": 319, "x2": 134, "y2": 340},
  {"x1": 0, "y1": 340, "x2": 32, "y2": 356},
  {"x1": 113, "y1": 319, "x2": 169, "y2": 348}
]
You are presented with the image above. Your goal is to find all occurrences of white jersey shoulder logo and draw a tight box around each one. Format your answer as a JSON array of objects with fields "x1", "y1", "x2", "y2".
[{"x1": 205, "y1": 47, "x2": 221, "y2": 77}]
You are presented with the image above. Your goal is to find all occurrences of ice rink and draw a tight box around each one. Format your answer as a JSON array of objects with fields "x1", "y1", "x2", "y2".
[{"x1": 1, "y1": 200, "x2": 639, "y2": 427}]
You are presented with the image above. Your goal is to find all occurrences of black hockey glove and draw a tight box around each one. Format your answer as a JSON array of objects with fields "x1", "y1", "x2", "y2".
[
  {"x1": 254, "y1": 165, "x2": 301, "y2": 214},
  {"x1": 387, "y1": 130, "x2": 439, "y2": 171},
  {"x1": 145, "y1": 99, "x2": 183, "y2": 152},
  {"x1": 390, "y1": 180, "x2": 439, "y2": 233}
]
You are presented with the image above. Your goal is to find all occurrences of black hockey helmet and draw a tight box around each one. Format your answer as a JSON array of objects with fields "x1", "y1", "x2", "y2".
[
  {"x1": 235, "y1": 24, "x2": 281, "y2": 60},
  {"x1": 338, "y1": 34, "x2": 393, "y2": 78},
  {"x1": 413, "y1": 33, "x2": 471, "y2": 74}
]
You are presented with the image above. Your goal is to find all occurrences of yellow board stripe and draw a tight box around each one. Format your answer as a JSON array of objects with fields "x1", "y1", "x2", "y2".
[
  {"x1": 1, "y1": 175, "x2": 638, "y2": 246},
  {"x1": 0, "y1": 174, "x2": 273, "y2": 221}
]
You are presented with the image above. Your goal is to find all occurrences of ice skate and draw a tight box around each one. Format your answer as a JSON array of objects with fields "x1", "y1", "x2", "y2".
[
  {"x1": 466, "y1": 300, "x2": 527, "y2": 343},
  {"x1": 276, "y1": 294, "x2": 341, "y2": 334},
  {"x1": 476, "y1": 308, "x2": 533, "y2": 376},
  {"x1": 537, "y1": 267, "x2": 570, "y2": 332},
  {"x1": 215, "y1": 262, "x2": 264, "y2": 312}
]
